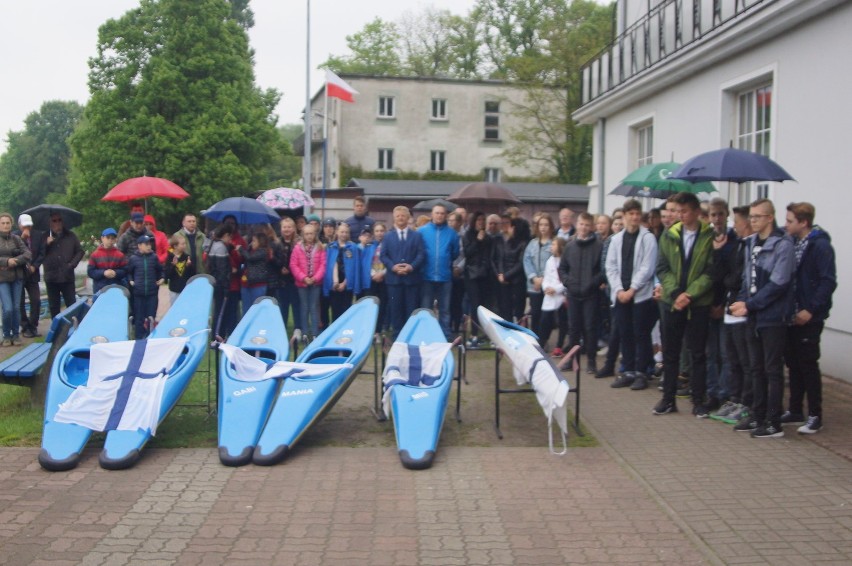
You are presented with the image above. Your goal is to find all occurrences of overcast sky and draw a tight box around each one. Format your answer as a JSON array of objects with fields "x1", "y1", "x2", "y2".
[{"x1": 0, "y1": 0, "x2": 479, "y2": 153}]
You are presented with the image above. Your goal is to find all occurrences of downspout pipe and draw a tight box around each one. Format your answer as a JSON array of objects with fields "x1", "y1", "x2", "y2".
[{"x1": 597, "y1": 117, "x2": 606, "y2": 214}]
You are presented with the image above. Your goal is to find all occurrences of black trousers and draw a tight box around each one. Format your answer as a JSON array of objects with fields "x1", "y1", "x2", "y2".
[
  {"x1": 661, "y1": 305, "x2": 709, "y2": 404},
  {"x1": 45, "y1": 280, "x2": 76, "y2": 319},
  {"x1": 746, "y1": 322, "x2": 786, "y2": 427},
  {"x1": 497, "y1": 279, "x2": 526, "y2": 323},
  {"x1": 19, "y1": 278, "x2": 41, "y2": 332},
  {"x1": 567, "y1": 294, "x2": 599, "y2": 365},
  {"x1": 528, "y1": 292, "x2": 544, "y2": 342},
  {"x1": 329, "y1": 289, "x2": 354, "y2": 322},
  {"x1": 464, "y1": 277, "x2": 488, "y2": 337},
  {"x1": 724, "y1": 322, "x2": 754, "y2": 406},
  {"x1": 785, "y1": 321, "x2": 824, "y2": 418}
]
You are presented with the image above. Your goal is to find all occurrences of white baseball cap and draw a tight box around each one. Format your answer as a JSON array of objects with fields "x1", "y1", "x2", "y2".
[{"x1": 18, "y1": 214, "x2": 33, "y2": 227}]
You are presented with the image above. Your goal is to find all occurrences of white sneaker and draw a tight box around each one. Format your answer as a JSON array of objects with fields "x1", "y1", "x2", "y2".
[{"x1": 797, "y1": 416, "x2": 822, "y2": 434}]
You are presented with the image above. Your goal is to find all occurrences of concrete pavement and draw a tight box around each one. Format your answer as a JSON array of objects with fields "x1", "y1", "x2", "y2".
[{"x1": 1, "y1": 357, "x2": 851, "y2": 565}]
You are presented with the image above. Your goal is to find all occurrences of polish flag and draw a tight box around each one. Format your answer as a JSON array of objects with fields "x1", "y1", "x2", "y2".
[{"x1": 325, "y1": 70, "x2": 358, "y2": 103}]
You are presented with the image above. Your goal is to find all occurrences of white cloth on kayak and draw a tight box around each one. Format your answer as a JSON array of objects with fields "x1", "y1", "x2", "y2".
[
  {"x1": 381, "y1": 341, "x2": 452, "y2": 416},
  {"x1": 219, "y1": 342, "x2": 352, "y2": 382},
  {"x1": 478, "y1": 306, "x2": 570, "y2": 434},
  {"x1": 54, "y1": 337, "x2": 187, "y2": 435}
]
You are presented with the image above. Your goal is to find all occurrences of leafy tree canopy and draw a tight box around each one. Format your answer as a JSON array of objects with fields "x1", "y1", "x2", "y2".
[
  {"x1": 321, "y1": 18, "x2": 403, "y2": 75},
  {"x1": 68, "y1": 0, "x2": 281, "y2": 236},
  {"x1": 0, "y1": 101, "x2": 84, "y2": 213}
]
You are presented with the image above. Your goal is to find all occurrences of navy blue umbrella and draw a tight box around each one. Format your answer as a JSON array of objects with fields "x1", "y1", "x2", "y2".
[
  {"x1": 202, "y1": 197, "x2": 280, "y2": 225},
  {"x1": 670, "y1": 148, "x2": 794, "y2": 184}
]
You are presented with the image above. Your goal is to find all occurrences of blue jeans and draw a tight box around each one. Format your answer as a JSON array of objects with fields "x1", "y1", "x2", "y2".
[
  {"x1": 706, "y1": 316, "x2": 728, "y2": 401},
  {"x1": 297, "y1": 285, "x2": 321, "y2": 337},
  {"x1": 278, "y1": 284, "x2": 302, "y2": 329},
  {"x1": 0, "y1": 280, "x2": 23, "y2": 339},
  {"x1": 241, "y1": 285, "x2": 267, "y2": 314},
  {"x1": 133, "y1": 293, "x2": 158, "y2": 339},
  {"x1": 421, "y1": 280, "x2": 453, "y2": 340}
]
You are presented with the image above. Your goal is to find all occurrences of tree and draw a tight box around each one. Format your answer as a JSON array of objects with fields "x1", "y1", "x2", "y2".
[
  {"x1": 321, "y1": 18, "x2": 404, "y2": 75},
  {"x1": 473, "y1": 0, "x2": 553, "y2": 78},
  {"x1": 399, "y1": 9, "x2": 455, "y2": 77},
  {"x1": 67, "y1": 0, "x2": 281, "y2": 234},
  {"x1": 259, "y1": 125, "x2": 303, "y2": 188},
  {"x1": 499, "y1": 0, "x2": 613, "y2": 183},
  {"x1": 0, "y1": 101, "x2": 84, "y2": 212}
]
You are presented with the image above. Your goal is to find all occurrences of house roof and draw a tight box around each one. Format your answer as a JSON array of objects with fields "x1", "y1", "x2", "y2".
[{"x1": 345, "y1": 178, "x2": 590, "y2": 204}]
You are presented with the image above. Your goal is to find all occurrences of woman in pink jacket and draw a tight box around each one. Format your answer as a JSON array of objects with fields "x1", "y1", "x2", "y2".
[{"x1": 289, "y1": 224, "x2": 326, "y2": 338}]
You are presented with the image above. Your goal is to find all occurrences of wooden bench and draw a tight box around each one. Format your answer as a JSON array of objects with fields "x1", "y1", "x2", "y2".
[{"x1": 0, "y1": 298, "x2": 90, "y2": 387}]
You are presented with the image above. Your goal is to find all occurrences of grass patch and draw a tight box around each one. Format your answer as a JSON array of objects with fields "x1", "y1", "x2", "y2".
[{"x1": 0, "y1": 384, "x2": 43, "y2": 446}]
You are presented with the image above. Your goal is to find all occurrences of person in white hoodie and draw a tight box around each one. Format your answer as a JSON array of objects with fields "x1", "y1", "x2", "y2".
[
  {"x1": 605, "y1": 199, "x2": 659, "y2": 390},
  {"x1": 537, "y1": 237, "x2": 566, "y2": 351}
]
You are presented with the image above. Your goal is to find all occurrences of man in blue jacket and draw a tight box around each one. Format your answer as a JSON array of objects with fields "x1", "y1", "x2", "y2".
[
  {"x1": 381, "y1": 206, "x2": 425, "y2": 339},
  {"x1": 418, "y1": 204, "x2": 460, "y2": 340},
  {"x1": 730, "y1": 199, "x2": 795, "y2": 438},
  {"x1": 782, "y1": 202, "x2": 836, "y2": 434}
]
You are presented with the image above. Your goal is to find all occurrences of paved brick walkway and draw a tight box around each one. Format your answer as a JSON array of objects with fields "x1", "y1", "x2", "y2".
[{"x1": 1, "y1": 359, "x2": 851, "y2": 565}]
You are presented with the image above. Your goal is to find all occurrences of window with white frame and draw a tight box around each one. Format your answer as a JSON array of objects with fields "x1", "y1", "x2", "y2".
[
  {"x1": 431, "y1": 98, "x2": 447, "y2": 120},
  {"x1": 636, "y1": 123, "x2": 654, "y2": 168},
  {"x1": 378, "y1": 96, "x2": 395, "y2": 118},
  {"x1": 484, "y1": 168, "x2": 501, "y2": 182},
  {"x1": 378, "y1": 148, "x2": 394, "y2": 171},
  {"x1": 737, "y1": 84, "x2": 772, "y2": 200},
  {"x1": 484, "y1": 101, "x2": 500, "y2": 141},
  {"x1": 430, "y1": 150, "x2": 446, "y2": 172}
]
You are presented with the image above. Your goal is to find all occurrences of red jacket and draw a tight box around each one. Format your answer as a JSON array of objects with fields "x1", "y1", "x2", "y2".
[{"x1": 143, "y1": 215, "x2": 169, "y2": 264}]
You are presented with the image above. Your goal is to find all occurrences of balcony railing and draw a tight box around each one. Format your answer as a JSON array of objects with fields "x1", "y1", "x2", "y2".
[{"x1": 580, "y1": 0, "x2": 775, "y2": 106}]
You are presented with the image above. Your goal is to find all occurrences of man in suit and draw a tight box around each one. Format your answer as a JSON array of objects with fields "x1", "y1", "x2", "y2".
[
  {"x1": 380, "y1": 206, "x2": 425, "y2": 339},
  {"x1": 15, "y1": 214, "x2": 45, "y2": 337}
]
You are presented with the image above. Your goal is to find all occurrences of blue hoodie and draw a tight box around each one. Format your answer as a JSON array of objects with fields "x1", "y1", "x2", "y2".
[
  {"x1": 791, "y1": 226, "x2": 836, "y2": 323},
  {"x1": 737, "y1": 227, "x2": 794, "y2": 328},
  {"x1": 418, "y1": 222, "x2": 459, "y2": 282}
]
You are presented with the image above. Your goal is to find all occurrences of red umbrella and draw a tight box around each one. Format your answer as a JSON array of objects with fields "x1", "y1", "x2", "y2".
[{"x1": 102, "y1": 176, "x2": 189, "y2": 202}]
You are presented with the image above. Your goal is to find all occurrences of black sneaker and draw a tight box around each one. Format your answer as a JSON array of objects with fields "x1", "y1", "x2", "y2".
[
  {"x1": 751, "y1": 423, "x2": 784, "y2": 438},
  {"x1": 705, "y1": 397, "x2": 721, "y2": 413},
  {"x1": 733, "y1": 416, "x2": 759, "y2": 432},
  {"x1": 630, "y1": 373, "x2": 648, "y2": 390},
  {"x1": 779, "y1": 411, "x2": 805, "y2": 425},
  {"x1": 797, "y1": 416, "x2": 822, "y2": 434},
  {"x1": 610, "y1": 372, "x2": 635, "y2": 388},
  {"x1": 595, "y1": 366, "x2": 615, "y2": 378},
  {"x1": 652, "y1": 398, "x2": 677, "y2": 415},
  {"x1": 586, "y1": 360, "x2": 597, "y2": 375},
  {"x1": 693, "y1": 404, "x2": 710, "y2": 418}
]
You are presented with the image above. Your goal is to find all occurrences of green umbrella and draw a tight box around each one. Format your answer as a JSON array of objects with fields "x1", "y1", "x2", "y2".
[{"x1": 622, "y1": 162, "x2": 716, "y2": 194}]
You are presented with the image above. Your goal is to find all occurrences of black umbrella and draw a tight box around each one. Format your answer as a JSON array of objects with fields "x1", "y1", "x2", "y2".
[
  {"x1": 670, "y1": 148, "x2": 795, "y2": 183},
  {"x1": 412, "y1": 198, "x2": 458, "y2": 213},
  {"x1": 22, "y1": 204, "x2": 83, "y2": 230}
]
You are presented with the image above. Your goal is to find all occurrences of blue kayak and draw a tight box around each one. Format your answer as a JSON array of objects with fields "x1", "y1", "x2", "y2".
[
  {"x1": 217, "y1": 297, "x2": 289, "y2": 466},
  {"x1": 252, "y1": 296, "x2": 379, "y2": 466},
  {"x1": 39, "y1": 285, "x2": 130, "y2": 471},
  {"x1": 99, "y1": 275, "x2": 214, "y2": 470},
  {"x1": 384, "y1": 309, "x2": 455, "y2": 470}
]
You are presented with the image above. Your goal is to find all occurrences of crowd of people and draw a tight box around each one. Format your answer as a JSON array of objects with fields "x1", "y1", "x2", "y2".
[{"x1": 0, "y1": 193, "x2": 837, "y2": 438}]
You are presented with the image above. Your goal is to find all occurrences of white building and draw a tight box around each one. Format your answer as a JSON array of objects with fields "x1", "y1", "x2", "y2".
[
  {"x1": 296, "y1": 75, "x2": 558, "y2": 189},
  {"x1": 574, "y1": 0, "x2": 851, "y2": 380}
]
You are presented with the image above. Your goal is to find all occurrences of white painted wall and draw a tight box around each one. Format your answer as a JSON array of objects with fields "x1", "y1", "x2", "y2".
[
  {"x1": 587, "y1": 2, "x2": 852, "y2": 379},
  {"x1": 318, "y1": 77, "x2": 549, "y2": 185}
]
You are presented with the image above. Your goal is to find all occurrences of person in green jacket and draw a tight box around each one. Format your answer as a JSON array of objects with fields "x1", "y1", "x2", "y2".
[{"x1": 652, "y1": 192, "x2": 716, "y2": 417}]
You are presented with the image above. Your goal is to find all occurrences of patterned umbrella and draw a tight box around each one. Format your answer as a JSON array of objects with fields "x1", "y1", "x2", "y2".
[{"x1": 256, "y1": 187, "x2": 315, "y2": 210}]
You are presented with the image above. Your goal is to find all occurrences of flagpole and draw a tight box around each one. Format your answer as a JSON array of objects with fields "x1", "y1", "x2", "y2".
[
  {"x1": 303, "y1": 0, "x2": 312, "y2": 204},
  {"x1": 322, "y1": 82, "x2": 329, "y2": 216}
]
